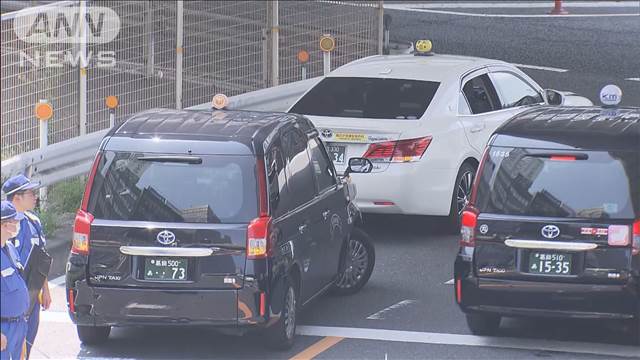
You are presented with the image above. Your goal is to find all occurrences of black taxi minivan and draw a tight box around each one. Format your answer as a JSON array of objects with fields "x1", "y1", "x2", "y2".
[
  {"x1": 454, "y1": 105, "x2": 640, "y2": 344},
  {"x1": 66, "y1": 108, "x2": 375, "y2": 349}
]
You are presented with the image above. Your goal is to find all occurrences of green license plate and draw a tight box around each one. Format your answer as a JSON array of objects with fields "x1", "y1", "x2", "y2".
[
  {"x1": 528, "y1": 252, "x2": 572, "y2": 275},
  {"x1": 144, "y1": 257, "x2": 188, "y2": 281}
]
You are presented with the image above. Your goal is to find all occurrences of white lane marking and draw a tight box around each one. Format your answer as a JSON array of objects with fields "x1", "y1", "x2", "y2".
[
  {"x1": 296, "y1": 325, "x2": 640, "y2": 358},
  {"x1": 625, "y1": 77, "x2": 640, "y2": 82},
  {"x1": 444, "y1": 279, "x2": 455, "y2": 285},
  {"x1": 366, "y1": 299, "x2": 417, "y2": 320},
  {"x1": 384, "y1": 5, "x2": 640, "y2": 18},
  {"x1": 48, "y1": 275, "x2": 66, "y2": 288},
  {"x1": 513, "y1": 63, "x2": 569, "y2": 73},
  {"x1": 386, "y1": 2, "x2": 640, "y2": 9}
]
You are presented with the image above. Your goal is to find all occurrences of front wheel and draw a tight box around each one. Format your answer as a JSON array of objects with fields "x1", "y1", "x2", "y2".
[
  {"x1": 330, "y1": 227, "x2": 375, "y2": 296},
  {"x1": 76, "y1": 325, "x2": 110, "y2": 345}
]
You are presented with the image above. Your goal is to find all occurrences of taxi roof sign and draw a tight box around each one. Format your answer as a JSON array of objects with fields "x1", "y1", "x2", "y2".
[
  {"x1": 414, "y1": 39, "x2": 433, "y2": 56},
  {"x1": 212, "y1": 94, "x2": 229, "y2": 110}
]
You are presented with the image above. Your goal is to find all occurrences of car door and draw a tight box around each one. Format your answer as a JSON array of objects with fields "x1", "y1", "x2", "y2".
[
  {"x1": 306, "y1": 137, "x2": 346, "y2": 287},
  {"x1": 281, "y1": 127, "x2": 324, "y2": 301},
  {"x1": 458, "y1": 70, "x2": 503, "y2": 153}
]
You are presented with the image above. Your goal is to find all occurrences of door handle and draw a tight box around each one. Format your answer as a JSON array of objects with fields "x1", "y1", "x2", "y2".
[
  {"x1": 298, "y1": 224, "x2": 308, "y2": 234},
  {"x1": 470, "y1": 123, "x2": 485, "y2": 133},
  {"x1": 322, "y1": 210, "x2": 331, "y2": 220}
]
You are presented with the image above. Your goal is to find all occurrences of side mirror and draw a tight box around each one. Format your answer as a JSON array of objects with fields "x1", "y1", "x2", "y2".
[
  {"x1": 546, "y1": 89, "x2": 563, "y2": 105},
  {"x1": 344, "y1": 157, "x2": 373, "y2": 177}
]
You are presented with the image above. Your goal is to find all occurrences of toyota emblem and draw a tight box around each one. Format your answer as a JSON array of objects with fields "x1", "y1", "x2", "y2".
[
  {"x1": 157, "y1": 230, "x2": 176, "y2": 245},
  {"x1": 541, "y1": 225, "x2": 560, "y2": 239},
  {"x1": 321, "y1": 128, "x2": 333, "y2": 138}
]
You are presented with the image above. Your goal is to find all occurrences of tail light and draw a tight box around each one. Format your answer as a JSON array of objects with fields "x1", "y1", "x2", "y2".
[
  {"x1": 363, "y1": 136, "x2": 432, "y2": 163},
  {"x1": 247, "y1": 216, "x2": 272, "y2": 259},
  {"x1": 248, "y1": 158, "x2": 271, "y2": 259},
  {"x1": 608, "y1": 225, "x2": 630, "y2": 247},
  {"x1": 460, "y1": 209, "x2": 478, "y2": 247},
  {"x1": 633, "y1": 219, "x2": 640, "y2": 256},
  {"x1": 81, "y1": 152, "x2": 102, "y2": 211},
  {"x1": 72, "y1": 209, "x2": 94, "y2": 255},
  {"x1": 68, "y1": 289, "x2": 76, "y2": 313}
]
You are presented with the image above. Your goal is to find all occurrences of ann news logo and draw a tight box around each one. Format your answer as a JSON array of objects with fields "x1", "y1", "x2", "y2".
[{"x1": 13, "y1": 6, "x2": 120, "y2": 68}]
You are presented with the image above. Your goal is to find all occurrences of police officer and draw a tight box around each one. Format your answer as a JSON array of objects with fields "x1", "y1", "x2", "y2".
[
  {"x1": 2, "y1": 175, "x2": 51, "y2": 359},
  {"x1": 1, "y1": 201, "x2": 29, "y2": 360}
]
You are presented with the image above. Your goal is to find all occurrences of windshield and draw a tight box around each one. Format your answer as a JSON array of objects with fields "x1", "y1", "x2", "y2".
[
  {"x1": 88, "y1": 151, "x2": 258, "y2": 223},
  {"x1": 475, "y1": 147, "x2": 640, "y2": 219},
  {"x1": 289, "y1": 77, "x2": 440, "y2": 120}
]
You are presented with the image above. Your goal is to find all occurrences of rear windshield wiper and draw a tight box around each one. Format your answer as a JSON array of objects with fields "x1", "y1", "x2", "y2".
[{"x1": 138, "y1": 155, "x2": 202, "y2": 164}]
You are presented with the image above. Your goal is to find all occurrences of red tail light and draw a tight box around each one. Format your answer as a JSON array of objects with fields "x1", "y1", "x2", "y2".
[
  {"x1": 633, "y1": 219, "x2": 640, "y2": 256},
  {"x1": 460, "y1": 209, "x2": 478, "y2": 247},
  {"x1": 455, "y1": 278, "x2": 462, "y2": 304},
  {"x1": 72, "y1": 209, "x2": 94, "y2": 255},
  {"x1": 550, "y1": 155, "x2": 576, "y2": 161},
  {"x1": 363, "y1": 136, "x2": 432, "y2": 163},
  {"x1": 68, "y1": 289, "x2": 76, "y2": 313},
  {"x1": 247, "y1": 216, "x2": 272, "y2": 259},
  {"x1": 81, "y1": 152, "x2": 102, "y2": 211}
]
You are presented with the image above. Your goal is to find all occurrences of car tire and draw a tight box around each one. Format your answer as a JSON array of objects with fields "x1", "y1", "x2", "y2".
[
  {"x1": 76, "y1": 325, "x2": 111, "y2": 345},
  {"x1": 465, "y1": 313, "x2": 501, "y2": 335},
  {"x1": 264, "y1": 277, "x2": 297, "y2": 350},
  {"x1": 448, "y1": 163, "x2": 477, "y2": 232},
  {"x1": 330, "y1": 227, "x2": 375, "y2": 296}
]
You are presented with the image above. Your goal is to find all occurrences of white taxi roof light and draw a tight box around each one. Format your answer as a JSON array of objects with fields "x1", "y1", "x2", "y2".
[
  {"x1": 600, "y1": 84, "x2": 622, "y2": 107},
  {"x1": 212, "y1": 94, "x2": 229, "y2": 110},
  {"x1": 414, "y1": 39, "x2": 433, "y2": 56}
]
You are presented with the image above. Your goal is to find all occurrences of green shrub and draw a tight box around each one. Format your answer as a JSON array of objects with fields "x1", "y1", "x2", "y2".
[
  {"x1": 38, "y1": 207, "x2": 60, "y2": 236},
  {"x1": 47, "y1": 176, "x2": 86, "y2": 213}
]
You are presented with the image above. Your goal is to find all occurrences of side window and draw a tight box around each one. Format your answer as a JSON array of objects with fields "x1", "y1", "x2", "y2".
[
  {"x1": 462, "y1": 74, "x2": 500, "y2": 115},
  {"x1": 307, "y1": 138, "x2": 337, "y2": 194},
  {"x1": 282, "y1": 129, "x2": 316, "y2": 209},
  {"x1": 490, "y1": 72, "x2": 544, "y2": 108},
  {"x1": 266, "y1": 140, "x2": 288, "y2": 218}
]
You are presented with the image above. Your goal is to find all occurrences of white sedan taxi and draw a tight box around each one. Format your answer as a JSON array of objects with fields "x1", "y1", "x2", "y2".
[{"x1": 288, "y1": 40, "x2": 591, "y2": 228}]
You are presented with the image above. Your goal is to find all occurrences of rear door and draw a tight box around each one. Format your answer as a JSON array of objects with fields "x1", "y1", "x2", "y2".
[
  {"x1": 289, "y1": 77, "x2": 440, "y2": 173},
  {"x1": 306, "y1": 137, "x2": 346, "y2": 286},
  {"x1": 86, "y1": 151, "x2": 258, "y2": 290},
  {"x1": 472, "y1": 147, "x2": 639, "y2": 284}
]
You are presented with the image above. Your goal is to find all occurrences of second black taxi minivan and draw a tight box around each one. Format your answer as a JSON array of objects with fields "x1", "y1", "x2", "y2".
[
  {"x1": 454, "y1": 106, "x2": 640, "y2": 344},
  {"x1": 66, "y1": 108, "x2": 375, "y2": 349}
]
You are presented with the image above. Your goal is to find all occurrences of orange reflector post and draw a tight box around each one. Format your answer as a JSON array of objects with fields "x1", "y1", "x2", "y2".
[
  {"x1": 259, "y1": 292, "x2": 266, "y2": 317},
  {"x1": 319, "y1": 34, "x2": 336, "y2": 52},
  {"x1": 297, "y1": 49, "x2": 310, "y2": 63},
  {"x1": 105, "y1": 95, "x2": 119, "y2": 109},
  {"x1": 34, "y1": 101, "x2": 53, "y2": 121}
]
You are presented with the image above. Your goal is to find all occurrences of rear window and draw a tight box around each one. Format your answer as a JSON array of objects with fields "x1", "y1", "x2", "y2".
[
  {"x1": 475, "y1": 147, "x2": 640, "y2": 219},
  {"x1": 289, "y1": 77, "x2": 440, "y2": 120},
  {"x1": 88, "y1": 152, "x2": 258, "y2": 223}
]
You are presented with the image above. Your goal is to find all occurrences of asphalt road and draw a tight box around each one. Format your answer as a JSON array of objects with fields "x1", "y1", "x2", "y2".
[{"x1": 386, "y1": 2, "x2": 640, "y2": 106}]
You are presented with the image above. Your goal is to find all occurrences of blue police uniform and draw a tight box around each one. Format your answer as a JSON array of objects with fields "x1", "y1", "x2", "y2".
[
  {"x1": 14, "y1": 212, "x2": 45, "y2": 359},
  {"x1": 2, "y1": 176, "x2": 43, "y2": 359},
  {"x1": 1, "y1": 202, "x2": 29, "y2": 360}
]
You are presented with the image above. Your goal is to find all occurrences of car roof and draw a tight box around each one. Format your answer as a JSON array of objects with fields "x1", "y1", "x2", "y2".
[
  {"x1": 327, "y1": 54, "x2": 506, "y2": 82},
  {"x1": 493, "y1": 106, "x2": 640, "y2": 151},
  {"x1": 109, "y1": 108, "x2": 316, "y2": 155}
]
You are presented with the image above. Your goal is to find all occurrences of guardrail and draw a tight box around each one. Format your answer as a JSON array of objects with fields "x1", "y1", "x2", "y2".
[{"x1": 0, "y1": 77, "x2": 320, "y2": 188}]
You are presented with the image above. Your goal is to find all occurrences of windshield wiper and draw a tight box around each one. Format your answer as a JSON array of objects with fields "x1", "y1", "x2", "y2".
[{"x1": 138, "y1": 155, "x2": 202, "y2": 164}]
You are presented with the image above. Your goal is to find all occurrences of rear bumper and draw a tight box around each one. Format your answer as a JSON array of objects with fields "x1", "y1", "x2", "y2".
[
  {"x1": 454, "y1": 256, "x2": 640, "y2": 320},
  {"x1": 67, "y1": 279, "x2": 269, "y2": 329},
  {"x1": 350, "y1": 162, "x2": 456, "y2": 216}
]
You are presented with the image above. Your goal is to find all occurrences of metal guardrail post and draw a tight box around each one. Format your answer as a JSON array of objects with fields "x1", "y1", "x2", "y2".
[
  {"x1": 79, "y1": 0, "x2": 88, "y2": 136},
  {"x1": 269, "y1": 1, "x2": 279, "y2": 87},
  {"x1": 145, "y1": 0, "x2": 155, "y2": 77},
  {"x1": 106, "y1": 96, "x2": 119, "y2": 127},
  {"x1": 176, "y1": 1, "x2": 184, "y2": 109}
]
